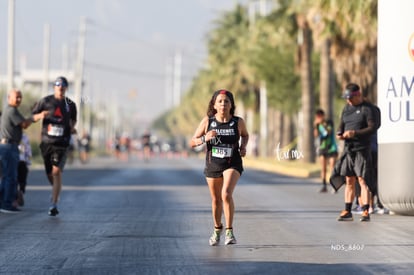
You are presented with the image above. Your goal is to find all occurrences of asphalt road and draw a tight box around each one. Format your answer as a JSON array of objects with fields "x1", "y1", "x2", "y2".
[{"x1": 1, "y1": 156, "x2": 413, "y2": 274}]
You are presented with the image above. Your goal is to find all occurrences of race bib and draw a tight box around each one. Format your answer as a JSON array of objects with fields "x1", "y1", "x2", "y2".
[
  {"x1": 47, "y1": 124, "x2": 64, "y2": 137},
  {"x1": 212, "y1": 146, "x2": 233, "y2": 158}
]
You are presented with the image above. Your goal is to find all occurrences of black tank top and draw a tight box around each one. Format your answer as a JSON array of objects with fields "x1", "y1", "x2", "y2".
[{"x1": 206, "y1": 116, "x2": 240, "y2": 162}]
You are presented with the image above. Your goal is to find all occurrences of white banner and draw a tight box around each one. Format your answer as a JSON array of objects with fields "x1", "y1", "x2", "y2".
[{"x1": 378, "y1": 0, "x2": 414, "y2": 144}]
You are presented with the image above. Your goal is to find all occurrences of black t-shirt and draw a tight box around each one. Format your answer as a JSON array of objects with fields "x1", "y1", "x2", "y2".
[
  {"x1": 32, "y1": 95, "x2": 77, "y2": 146},
  {"x1": 338, "y1": 101, "x2": 375, "y2": 151}
]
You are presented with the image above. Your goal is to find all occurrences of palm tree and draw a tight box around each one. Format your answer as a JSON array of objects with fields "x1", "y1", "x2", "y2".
[
  {"x1": 306, "y1": 2, "x2": 336, "y2": 121},
  {"x1": 317, "y1": 39, "x2": 335, "y2": 120},
  {"x1": 293, "y1": 0, "x2": 377, "y2": 163},
  {"x1": 154, "y1": 4, "x2": 257, "y2": 143},
  {"x1": 296, "y1": 14, "x2": 315, "y2": 162},
  {"x1": 247, "y1": 4, "x2": 300, "y2": 156},
  {"x1": 206, "y1": 4, "x2": 254, "y2": 101},
  {"x1": 308, "y1": 0, "x2": 378, "y2": 101}
]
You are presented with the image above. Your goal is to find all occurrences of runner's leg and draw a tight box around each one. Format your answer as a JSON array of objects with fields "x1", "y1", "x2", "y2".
[{"x1": 206, "y1": 177, "x2": 223, "y2": 227}]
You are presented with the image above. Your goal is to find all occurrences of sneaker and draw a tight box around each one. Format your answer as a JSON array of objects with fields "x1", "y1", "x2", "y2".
[
  {"x1": 17, "y1": 191, "x2": 24, "y2": 207},
  {"x1": 48, "y1": 207, "x2": 59, "y2": 216},
  {"x1": 209, "y1": 227, "x2": 223, "y2": 246},
  {"x1": 374, "y1": 207, "x2": 383, "y2": 214},
  {"x1": 0, "y1": 207, "x2": 21, "y2": 213},
  {"x1": 337, "y1": 210, "x2": 353, "y2": 221},
  {"x1": 224, "y1": 229, "x2": 237, "y2": 245},
  {"x1": 360, "y1": 210, "x2": 370, "y2": 222},
  {"x1": 375, "y1": 207, "x2": 390, "y2": 215},
  {"x1": 319, "y1": 185, "x2": 328, "y2": 193},
  {"x1": 352, "y1": 205, "x2": 363, "y2": 214}
]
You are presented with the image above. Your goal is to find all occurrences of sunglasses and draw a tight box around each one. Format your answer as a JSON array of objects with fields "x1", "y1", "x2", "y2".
[{"x1": 55, "y1": 82, "x2": 68, "y2": 87}]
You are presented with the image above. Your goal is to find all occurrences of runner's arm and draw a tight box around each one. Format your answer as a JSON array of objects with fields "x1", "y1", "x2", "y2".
[
  {"x1": 189, "y1": 116, "x2": 209, "y2": 148},
  {"x1": 238, "y1": 118, "x2": 249, "y2": 157}
]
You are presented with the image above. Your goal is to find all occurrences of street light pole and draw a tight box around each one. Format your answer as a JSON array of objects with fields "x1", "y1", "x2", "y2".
[
  {"x1": 74, "y1": 16, "x2": 87, "y2": 132},
  {"x1": 172, "y1": 51, "x2": 182, "y2": 107},
  {"x1": 42, "y1": 23, "x2": 51, "y2": 96},
  {"x1": 5, "y1": 0, "x2": 15, "y2": 108}
]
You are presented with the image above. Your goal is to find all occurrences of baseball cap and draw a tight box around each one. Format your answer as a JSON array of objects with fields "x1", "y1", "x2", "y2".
[
  {"x1": 342, "y1": 83, "x2": 361, "y2": 99},
  {"x1": 55, "y1": 76, "x2": 68, "y2": 87},
  {"x1": 342, "y1": 89, "x2": 361, "y2": 99}
]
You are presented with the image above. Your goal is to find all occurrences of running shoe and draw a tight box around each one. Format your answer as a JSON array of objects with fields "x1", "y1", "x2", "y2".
[
  {"x1": 224, "y1": 229, "x2": 237, "y2": 245},
  {"x1": 352, "y1": 205, "x2": 363, "y2": 214},
  {"x1": 48, "y1": 206, "x2": 59, "y2": 216},
  {"x1": 319, "y1": 185, "x2": 328, "y2": 193},
  {"x1": 337, "y1": 210, "x2": 353, "y2": 221},
  {"x1": 17, "y1": 190, "x2": 24, "y2": 206},
  {"x1": 360, "y1": 209, "x2": 370, "y2": 222},
  {"x1": 209, "y1": 228, "x2": 223, "y2": 246},
  {"x1": 375, "y1": 207, "x2": 389, "y2": 215},
  {"x1": 374, "y1": 207, "x2": 383, "y2": 214}
]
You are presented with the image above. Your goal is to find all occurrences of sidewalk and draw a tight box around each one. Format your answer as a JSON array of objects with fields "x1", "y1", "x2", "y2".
[{"x1": 243, "y1": 156, "x2": 320, "y2": 178}]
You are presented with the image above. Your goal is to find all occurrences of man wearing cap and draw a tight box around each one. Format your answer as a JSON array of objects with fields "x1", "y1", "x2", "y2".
[
  {"x1": 0, "y1": 89, "x2": 48, "y2": 213},
  {"x1": 32, "y1": 76, "x2": 77, "y2": 216},
  {"x1": 335, "y1": 83, "x2": 377, "y2": 222}
]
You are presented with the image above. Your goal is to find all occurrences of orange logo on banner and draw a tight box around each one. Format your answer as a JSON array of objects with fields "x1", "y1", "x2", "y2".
[{"x1": 409, "y1": 33, "x2": 414, "y2": 62}]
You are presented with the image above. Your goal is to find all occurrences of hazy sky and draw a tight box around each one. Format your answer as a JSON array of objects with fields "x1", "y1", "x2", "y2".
[{"x1": 0, "y1": 0, "x2": 245, "y2": 125}]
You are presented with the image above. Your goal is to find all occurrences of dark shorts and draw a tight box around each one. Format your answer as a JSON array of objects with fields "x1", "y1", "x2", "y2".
[
  {"x1": 337, "y1": 149, "x2": 375, "y2": 193},
  {"x1": 355, "y1": 150, "x2": 378, "y2": 197},
  {"x1": 40, "y1": 142, "x2": 68, "y2": 174},
  {"x1": 339, "y1": 149, "x2": 372, "y2": 178},
  {"x1": 318, "y1": 150, "x2": 338, "y2": 158},
  {"x1": 204, "y1": 159, "x2": 243, "y2": 178}
]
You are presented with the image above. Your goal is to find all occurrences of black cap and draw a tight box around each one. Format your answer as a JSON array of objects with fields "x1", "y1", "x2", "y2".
[
  {"x1": 342, "y1": 89, "x2": 361, "y2": 99},
  {"x1": 342, "y1": 83, "x2": 360, "y2": 99},
  {"x1": 55, "y1": 76, "x2": 68, "y2": 87}
]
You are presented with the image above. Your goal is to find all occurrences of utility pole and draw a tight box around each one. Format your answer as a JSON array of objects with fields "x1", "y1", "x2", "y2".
[
  {"x1": 5, "y1": 0, "x2": 15, "y2": 108},
  {"x1": 172, "y1": 51, "x2": 182, "y2": 107},
  {"x1": 74, "y1": 16, "x2": 87, "y2": 132},
  {"x1": 62, "y1": 43, "x2": 69, "y2": 71},
  {"x1": 42, "y1": 23, "x2": 51, "y2": 96},
  {"x1": 165, "y1": 58, "x2": 173, "y2": 109},
  {"x1": 259, "y1": 0, "x2": 268, "y2": 16}
]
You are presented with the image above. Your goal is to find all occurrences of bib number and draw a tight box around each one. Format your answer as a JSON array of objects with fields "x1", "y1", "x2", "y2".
[
  {"x1": 47, "y1": 124, "x2": 64, "y2": 137},
  {"x1": 212, "y1": 146, "x2": 233, "y2": 158}
]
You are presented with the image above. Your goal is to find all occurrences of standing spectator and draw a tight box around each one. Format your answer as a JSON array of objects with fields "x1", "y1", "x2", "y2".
[
  {"x1": 362, "y1": 99, "x2": 386, "y2": 214},
  {"x1": 141, "y1": 130, "x2": 151, "y2": 161},
  {"x1": 78, "y1": 131, "x2": 91, "y2": 163},
  {"x1": 335, "y1": 83, "x2": 378, "y2": 222},
  {"x1": 0, "y1": 89, "x2": 48, "y2": 213},
  {"x1": 16, "y1": 133, "x2": 32, "y2": 207},
  {"x1": 32, "y1": 76, "x2": 77, "y2": 216},
  {"x1": 189, "y1": 89, "x2": 249, "y2": 246},
  {"x1": 67, "y1": 134, "x2": 76, "y2": 165},
  {"x1": 314, "y1": 109, "x2": 338, "y2": 193}
]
